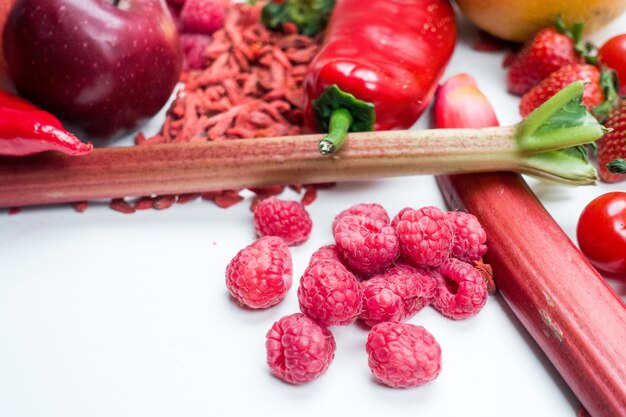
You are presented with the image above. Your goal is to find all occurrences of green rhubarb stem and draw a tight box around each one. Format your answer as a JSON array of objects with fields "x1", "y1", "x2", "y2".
[{"x1": 318, "y1": 108, "x2": 353, "y2": 155}]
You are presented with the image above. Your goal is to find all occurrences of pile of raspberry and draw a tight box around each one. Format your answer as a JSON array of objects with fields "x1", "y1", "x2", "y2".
[{"x1": 225, "y1": 199, "x2": 493, "y2": 388}]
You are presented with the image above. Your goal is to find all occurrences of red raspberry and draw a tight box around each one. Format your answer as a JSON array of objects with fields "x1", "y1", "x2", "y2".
[
  {"x1": 447, "y1": 211, "x2": 487, "y2": 262},
  {"x1": 432, "y1": 258, "x2": 487, "y2": 320},
  {"x1": 254, "y1": 197, "x2": 312, "y2": 246},
  {"x1": 395, "y1": 206, "x2": 453, "y2": 267},
  {"x1": 180, "y1": 0, "x2": 225, "y2": 34},
  {"x1": 332, "y1": 203, "x2": 390, "y2": 231},
  {"x1": 297, "y1": 259, "x2": 362, "y2": 326},
  {"x1": 225, "y1": 236, "x2": 292, "y2": 309},
  {"x1": 366, "y1": 322, "x2": 442, "y2": 388},
  {"x1": 266, "y1": 313, "x2": 336, "y2": 384},
  {"x1": 333, "y1": 215, "x2": 399, "y2": 275},
  {"x1": 309, "y1": 244, "x2": 343, "y2": 266},
  {"x1": 391, "y1": 207, "x2": 412, "y2": 229},
  {"x1": 360, "y1": 263, "x2": 438, "y2": 326}
]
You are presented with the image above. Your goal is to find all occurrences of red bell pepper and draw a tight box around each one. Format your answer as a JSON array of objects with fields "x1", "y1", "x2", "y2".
[
  {"x1": 303, "y1": 0, "x2": 456, "y2": 154},
  {"x1": 0, "y1": 90, "x2": 92, "y2": 156}
]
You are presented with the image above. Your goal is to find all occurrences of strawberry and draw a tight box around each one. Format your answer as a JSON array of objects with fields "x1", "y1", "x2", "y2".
[
  {"x1": 519, "y1": 64, "x2": 603, "y2": 117},
  {"x1": 597, "y1": 101, "x2": 626, "y2": 183},
  {"x1": 506, "y1": 20, "x2": 588, "y2": 96}
]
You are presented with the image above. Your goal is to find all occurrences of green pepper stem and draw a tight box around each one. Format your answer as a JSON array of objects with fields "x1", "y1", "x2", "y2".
[{"x1": 319, "y1": 108, "x2": 353, "y2": 155}]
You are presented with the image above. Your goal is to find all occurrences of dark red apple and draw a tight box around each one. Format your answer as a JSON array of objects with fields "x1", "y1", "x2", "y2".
[{"x1": 3, "y1": 0, "x2": 182, "y2": 137}]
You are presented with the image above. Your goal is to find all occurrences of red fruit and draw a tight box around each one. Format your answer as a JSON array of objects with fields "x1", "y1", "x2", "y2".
[
  {"x1": 333, "y1": 215, "x2": 399, "y2": 275},
  {"x1": 597, "y1": 101, "x2": 626, "y2": 183},
  {"x1": 254, "y1": 197, "x2": 312, "y2": 246},
  {"x1": 446, "y1": 211, "x2": 488, "y2": 262},
  {"x1": 332, "y1": 203, "x2": 390, "y2": 231},
  {"x1": 308, "y1": 244, "x2": 343, "y2": 266},
  {"x1": 432, "y1": 258, "x2": 487, "y2": 320},
  {"x1": 225, "y1": 236, "x2": 292, "y2": 309},
  {"x1": 297, "y1": 259, "x2": 362, "y2": 326},
  {"x1": 395, "y1": 206, "x2": 453, "y2": 268},
  {"x1": 360, "y1": 263, "x2": 438, "y2": 327},
  {"x1": 577, "y1": 192, "x2": 626, "y2": 276},
  {"x1": 519, "y1": 64, "x2": 603, "y2": 117},
  {"x1": 391, "y1": 207, "x2": 412, "y2": 229},
  {"x1": 180, "y1": 0, "x2": 225, "y2": 34},
  {"x1": 599, "y1": 34, "x2": 626, "y2": 96},
  {"x1": 366, "y1": 322, "x2": 442, "y2": 388},
  {"x1": 507, "y1": 27, "x2": 583, "y2": 96},
  {"x1": 266, "y1": 313, "x2": 336, "y2": 385}
]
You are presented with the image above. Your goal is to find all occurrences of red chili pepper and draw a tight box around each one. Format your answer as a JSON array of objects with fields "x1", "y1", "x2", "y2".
[
  {"x1": 303, "y1": 0, "x2": 456, "y2": 154},
  {"x1": 0, "y1": 90, "x2": 92, "y2": 156}
]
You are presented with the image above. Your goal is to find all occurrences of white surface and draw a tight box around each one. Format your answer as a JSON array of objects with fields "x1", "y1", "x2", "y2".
[{"x1": 2, "y1": 10, "x2": 626, "y2": 417}]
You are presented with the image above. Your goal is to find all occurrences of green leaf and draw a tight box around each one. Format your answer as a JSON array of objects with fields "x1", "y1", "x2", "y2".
[
  {"x1": 607, "y1": 159, "x2": 626, "y2": 174},
  {"x1": 261, "y1": 0, "x2": 335, "y2": 36}
]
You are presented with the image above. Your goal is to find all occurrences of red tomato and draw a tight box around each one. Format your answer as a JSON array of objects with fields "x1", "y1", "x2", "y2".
[
  {"x1": 577, "y1": 192, "x2": 626, "y2": 276},
  {"x1": 599, "y1": 34, "x2": 626, "y2": 96}
]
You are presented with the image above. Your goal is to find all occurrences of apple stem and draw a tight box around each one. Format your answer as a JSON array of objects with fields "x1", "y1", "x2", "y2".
[{"x1": 112, "y1": 0, "x2": 120, "y2": 6}]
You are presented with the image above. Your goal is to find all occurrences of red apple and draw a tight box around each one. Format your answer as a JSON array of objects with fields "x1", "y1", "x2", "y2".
[{"x1": 3, "y1": 0, "x2": 182, "y2": 137}]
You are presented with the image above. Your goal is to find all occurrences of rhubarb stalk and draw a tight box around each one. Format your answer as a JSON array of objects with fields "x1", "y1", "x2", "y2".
[
  {"x1": 0, "y1": 82, "x2": 604, "y2": 208},
  {"x1": 434, "y1": 74, "x2": 626, "y2": 417}
]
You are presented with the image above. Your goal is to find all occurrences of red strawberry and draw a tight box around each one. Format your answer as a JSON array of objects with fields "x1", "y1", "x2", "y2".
[
  {"x1": 597, "y1": 101, "x2": 626, "y2": 183},
  {"x1": 506, "y1": 26, "x2": 584, "y2": 96},
  {"x1": 519, "y1": 64, "x2": 603, "y2": 117}
]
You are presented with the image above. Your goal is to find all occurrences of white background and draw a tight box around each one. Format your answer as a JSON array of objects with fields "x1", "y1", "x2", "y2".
[{"x1": 1, "y1": 7, "x2": 626, "y2": 417}]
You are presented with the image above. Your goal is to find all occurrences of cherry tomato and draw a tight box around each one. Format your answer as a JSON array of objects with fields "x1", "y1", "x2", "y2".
[
  {"x1": 599, "y1": 34, "x2": 626, "y2": 96},
  {"x1": 577, "y1": 192, "x2": 626, "y2": 276}
]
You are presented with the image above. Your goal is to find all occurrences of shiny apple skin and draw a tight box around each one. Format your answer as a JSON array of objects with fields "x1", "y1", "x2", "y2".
[{"x1": 3, "y1": 0, "x2": 182, "y2": 137}]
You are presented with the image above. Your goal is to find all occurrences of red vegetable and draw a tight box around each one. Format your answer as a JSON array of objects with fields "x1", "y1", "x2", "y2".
[
  {"x1": 599, "y1": 34, "x2": 626, "y2": 95},
  {"x1": 303, "y1": 0, "x2": 456, "y2": 153},
  {"x1": 577, "y1": 192, "x2": 626, "y2": 276},
  {"x1": 434, "y1": 74, "x2": 626, "y2": 417},
  {"x1": 0, "y1": 90, "x2": 92, "y2": 156}
]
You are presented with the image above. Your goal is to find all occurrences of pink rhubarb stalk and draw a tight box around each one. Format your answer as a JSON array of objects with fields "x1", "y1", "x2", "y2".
[{"x1": 434, "y1": 73, "x2": 626, "y2": 417}]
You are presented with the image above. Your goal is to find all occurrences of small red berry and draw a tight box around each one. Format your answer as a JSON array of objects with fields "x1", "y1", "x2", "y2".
[
  {"x1": 333, "y1": 215, "x2": 400, "y2": 275},
  {"x1": 395, "y1": 206, "x2": 453, "y2": 267},
  {"x1": 297, "y1": 259, "x2": 362, "y2": 326},
  {"x1": 332, "y1": 203, "x2": 390, "y2": 231},
  {"x1": 225, "y1": 236, "x2": 292, "y2": 309},
  {"x1": 254, "y1": 197, "x2": 313, "y2": 246},
  {"x1": 447, "y1": 211, "x2": 488, "y2": 262},
  {"x1": 366, "y1": 322, "x2": 442, "y2": 388},
  {"x1": 266, "y1": 313, "x2": 336, "y2": 384},
  {"x1": 180, "y1": 0, "x2": 225, "y2": 34},
  {"x1": 432, "y1": 258, "x2": 488, "y2": 320}
]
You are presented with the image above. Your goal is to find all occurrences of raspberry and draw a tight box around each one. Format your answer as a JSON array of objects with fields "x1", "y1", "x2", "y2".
[
  {"x1": 297, "y1": 259, "x2": 362, "y2": 326},
  {"x1": 366, "y1": 322, "x2": 442, "y2": 388},
  {"x1": 266, "y1": 313, "x2": 336, "y2": 384},
  {"x1": 225, "y1": 236, "x2": 292, "y2": 309},
  {"x1": 432, "y1": 258, "x2": 488, "y2": 319},
  {"x1": 391, "y1": 207, "x2": 412, "y2": 229},
  {"x1": 360, "y1": 263, "x2": 438, "y2": 326},
  {"x1": 180, "y1": 33, "x2": 212, "y2": 70},
  {"x1": 333, "y1": 215, "x2": 399, "y2": 275},
  {"x1": 447, "y1": 211, "x2": 487, "y2": 262},
  {"x1": 180, "y1": 0, "x2": 225, "y2": 34},
  {"x1": 395, "y1": 206, "x2": 453, "y2": 267},
  {"x1": 254, "y1": 197, "x2": 312, "y2": 246},
  {"x1": 332, "y1": 203, "x2": 390, "y2": 231},
  {"x1": 309, "y1": 244, "x2": 343, "y2": 266}
]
